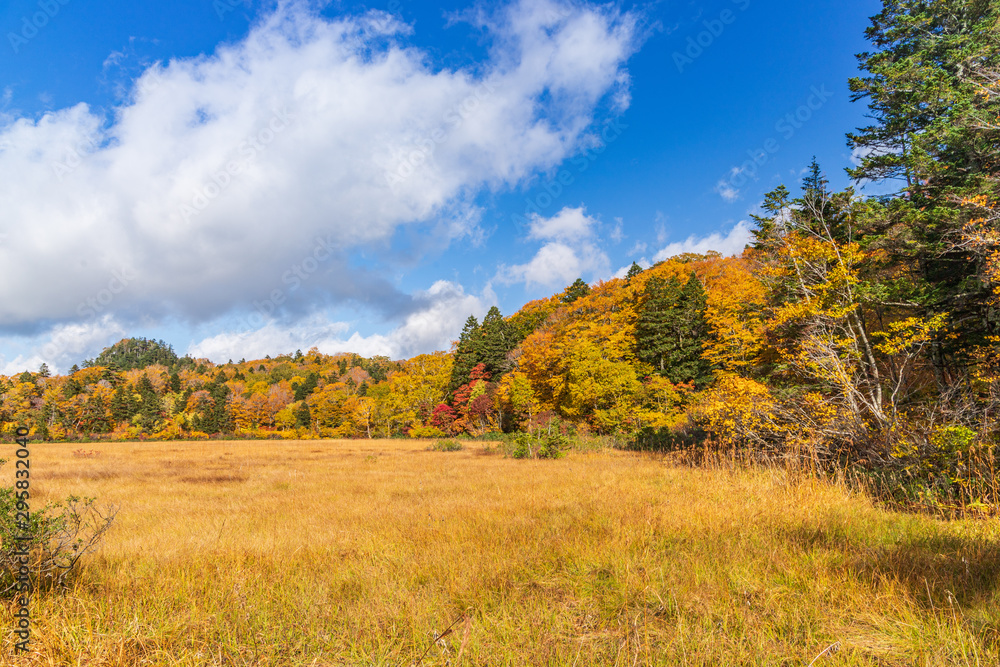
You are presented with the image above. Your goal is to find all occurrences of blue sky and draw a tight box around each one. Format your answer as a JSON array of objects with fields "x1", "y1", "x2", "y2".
[{"x1": 0, "y1": 0, "x2": 883, "y2": 372}]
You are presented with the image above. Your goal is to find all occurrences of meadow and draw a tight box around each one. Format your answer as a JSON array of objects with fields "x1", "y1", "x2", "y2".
[{"x1": 2, "y1": 439, "x2": 999, "y2": 666}]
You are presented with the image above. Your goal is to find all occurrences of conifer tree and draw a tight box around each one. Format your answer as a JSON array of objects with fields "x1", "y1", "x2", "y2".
[
  {"x1": 448, "y1": 315, "x2": 481, "y2": 395},
  {"x1": 479, "y1": 306, "x2": 513, "y2": 380},
  {"x1": 635, "y1": 273, "x2": 714, "y2": 386},
  {"x1": 561, "y1": 278, "x2": 591, "y2": 304}
]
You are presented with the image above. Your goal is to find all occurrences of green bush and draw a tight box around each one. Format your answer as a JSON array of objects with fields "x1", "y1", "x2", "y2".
[
  {"x1": 505, "y1": 432, "x2": 567, "y2": 459},
  {"x1": 429, "y1": 439, "x2": 463, "y2": 452}
]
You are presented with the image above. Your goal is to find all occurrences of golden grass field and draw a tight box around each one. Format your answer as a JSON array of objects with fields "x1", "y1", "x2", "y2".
[{"x1": 1, "y1": 438, "x2": 999, "y2": 666}]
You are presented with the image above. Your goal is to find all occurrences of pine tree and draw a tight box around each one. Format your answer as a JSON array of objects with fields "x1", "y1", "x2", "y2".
[
  {"x1": 671, "y1": 273, "x2": 714, "y2": 387},
  {"x1": 448, "y1": 315, "x2": 481, "y2": 395},
  {"x1": 479, "y1": 306, "x2": 513, "y2": 380},
  {"x1": 636, "y1": 275, "x2": 682, "y2": 375},
  {"x1": 561, "y1": 278, "x2": 591, "y2": 304},
  {"x1": 625, "y1": 262, "x2": 643, "y2": 282},
  {"x1": 295, "y1": 401, "x2": 312, "y2": 428},
  {"x1": 635, "y1": 273, "x2": 713, "y2": 386},
  {"x1": 111, "y1": 384, "x2": 135, "y2": 423},
  {"x1": 136, "y1": 375, "x2": 162, "y2": 427}
]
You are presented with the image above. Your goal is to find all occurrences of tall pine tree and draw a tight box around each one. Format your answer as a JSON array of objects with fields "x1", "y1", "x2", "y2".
[{"x1": 448, "y1": 315, "x2": 481, "y2": 395}]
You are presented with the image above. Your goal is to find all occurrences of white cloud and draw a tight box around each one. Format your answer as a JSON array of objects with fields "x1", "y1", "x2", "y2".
[
  {"x1": 527, "y1": 206, "x2": 595, "y2": 241},
  {"x1": 0, "y1": 315, "x2": 127, "y2": 375},
  {"x1": 652, "y1": 220, "x2": 752, "y2": 262},
  {"x1": 0, "y1": 0, "x2": 637, "y2": 341},
  {"x1": 188, "y1": 280, "x2": 492, "y2": 362},
  {"x1": 496, "y1": 206, "x2": 610, "y2": 288}
]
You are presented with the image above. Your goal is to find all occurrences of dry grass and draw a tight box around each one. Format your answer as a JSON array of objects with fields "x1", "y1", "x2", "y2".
[{"x1": 1, "y1": 439, "x2": 999, "y2": 665}]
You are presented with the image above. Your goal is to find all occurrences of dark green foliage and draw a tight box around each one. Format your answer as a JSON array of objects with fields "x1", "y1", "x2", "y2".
[
  {"x1": 38, "y1": 363, "x2": 50, "y2": 378},
  {"x1": 506, "y1": 431, "x2": 567, "y2": 459},
  {"x1": 846, "y1": 0, "x2": 1000, "y2": 386},
  {"x1": 87, "y1": 338, "x2": 179, "y2": 371},
  {"x1": 625, "y1": 262, "x2": 643, "y2": 282},
  {"x1": 194, "y1": 378, "x2": 232, "y2": 434},
  {"x1": 448, "y1": 315, "x2": 481, "y2": 395},
  {"x1": 17, "y1": 372, "x2": 32, "y2": 385},
  {"x1": 635, "y1": 273, "x2": 714, "y2": 387},
  {"x1": 295, "y1": 401, "x2": 312, "y2": 428},
  {"x1": 479, "y1": 306, "x2": 514, "y2": 379},
  {"x1": 63, "y1": 378, "x2": 83, "y2": 399},
  {"x1": 80, "y1": 394, "x2": 113, "y2": 434},
  {"x1": 110, "y1": 385, "x2": 136, "y2": 423},
  {"x1": 561, "y1": 278, "x2": 591, "y2": 304},
  {"x1": 168, "y1": 372, "x2": 182, "y2": 393},
  {"x1": 357, "y1": 380, "x2": 368, "y2": 397},
  {"x1": 293, "y1": 372, "x2": 319, "y2": 402},
  {"x1": 136, "y1": 375, "x2": 162, "y2": 428},
  {"x1": 626, "y1": 425, "x2": 707, "y2": 452}
]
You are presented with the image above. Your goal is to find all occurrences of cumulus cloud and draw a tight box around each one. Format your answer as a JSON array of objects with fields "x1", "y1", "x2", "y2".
[
  {"x1": 0, "y1": 315, "x2": 127, "y2": 375},
  {"x1": 0, "y1": 0, "x2": 637, "y2": 342},
  {"x1": 651, "y1": 220, "x2": 752, "y2": 262},
  {"x1": 188, "y1": 280, "x2": 491, "y2": 362},
  {"x1": 496, "y1": 206, "x2": 610, "y2": 288}
]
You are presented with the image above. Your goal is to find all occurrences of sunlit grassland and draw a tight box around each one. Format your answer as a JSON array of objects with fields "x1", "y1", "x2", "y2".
[{"x1": 1, "y1": 439, "x2": 998, "y2": 666}]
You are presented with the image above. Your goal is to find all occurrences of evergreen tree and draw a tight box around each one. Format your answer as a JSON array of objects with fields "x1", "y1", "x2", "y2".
[
  {"x1": 111, "y1": 384, "x2": 136, "y2": 423},
  {"x1": 625, "y1": 262, "x2": 643, "y2": 282},
  {"x1": 136, "y1": 375, "x2": 162, "y2": 427},
  {"x1": 635, "y1": 273, "x2": 714, "y2": 386},
  {"x1": 169, "y1": 372, "x2": 182, "y2": 393},
  {"x1": 295, "y1": 401, "x2": 312, "y2": 428},
  {"x1": 88, "y1": 337, "x2": 180, "y2": 370},
  {"x1": 846, "y1": 0, "x2": 1000, "y2": 385},
  {"x1": 293, "y1": 371, "x2": 319, "y2": 402},
  {"x1": 37, "y1": 363, "x2": 50, "y2": 378},
  {"x1": 561, "y1": 278, "x2": 591, "y2": 304},
  {"x1": 636, "y1": 275, "x2": 682, "y2": 375},
  {"x1": 479, "y1": 306, "x2": 513, "y2": 379},
  {"x1": 448, "y1": 315, "x2": 481, "y2": 395}
]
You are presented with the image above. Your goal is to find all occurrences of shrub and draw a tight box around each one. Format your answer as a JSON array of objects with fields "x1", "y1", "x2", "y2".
[
  {"x1": 0, "y1": 475, "x2": 117, "y2": 597},
  {"x1": 430, "y1": 439, "x2": 463, "y2": 452},
  {"x1": 505, "y1": 432, "x2": 567, "y2": 459}
]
